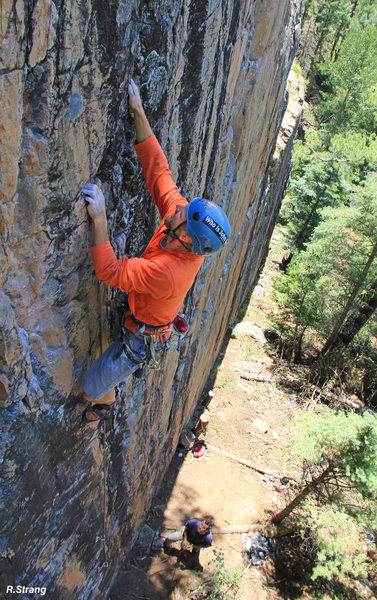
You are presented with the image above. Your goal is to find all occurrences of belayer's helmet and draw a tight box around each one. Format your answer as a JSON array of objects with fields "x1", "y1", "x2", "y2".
[{"x1": 186, "y1": 198, "x2": 230, "y2": 256}]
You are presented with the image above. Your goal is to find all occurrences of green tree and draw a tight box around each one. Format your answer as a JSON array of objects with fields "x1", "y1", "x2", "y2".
[
  {"x1": 329, "y1": 130, "x2": 377, "y2": 185},
  {"x1": 300, "y1": 0, "x2": 377, "y2": 73},
  {"x1": 333, "y1": 277, "x2": 377, "y2": 350},
  {"x1": 272, "y1": 258, "x2": 328, "y2": 361},
  {"x1": 319, "y1": 242, "x2": 377, "y2": 356},
  {"x1": 280, "y1": 143, "x2": 348, "y2": 263},
  {"x1": 275, "y1": 180, "x2": 377, "y2": 361},
  {"x1": 316, "y1": 179, "x2": 377, "y2": 355},
  {"x1": 300, "y1": 0, "x2": 361, "y2": 72},
  {"x1": 272, "y1": 408, "x2": 377, "y2": 584},
  {"x1": 275, "y1": 0, "x2": 377, "y2": 391},
  {"x1": 315, "y1": 25, "x2": 377, "y2": 134}
]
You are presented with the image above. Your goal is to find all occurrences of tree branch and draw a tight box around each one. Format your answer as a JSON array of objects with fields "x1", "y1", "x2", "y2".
[{"x1": 303, "y1": 142, "x2": 349, "y2": 162}]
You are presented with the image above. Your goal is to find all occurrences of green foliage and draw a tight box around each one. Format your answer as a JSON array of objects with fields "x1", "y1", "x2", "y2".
[
  {"x1": 272, "y1": 258, "x2": 327, "y2": 359},
  {"x1": 281, "y1": 146, "x2": 349, "y2": 253},
  {"x1": 214, "y1": 378, "x2": 229, "y2": 389},
  {"x1": 306, "y1": 188, "x2": 377, "y2": 295},
  {"x1": 273, "y1": 0, "x2": 377, "y2": 589},
  {"x1": 304, "y1": 506, "x2": 369, "y2": 583},
  {"x1": 192, "y1": 549, "x2": 242, "y2": 600},
  {"x1": 330, "y1": 131, "x2": 377, "y2": 185},
  {"x1": 237, "y1": 302, "x2": 248, "y2": 320},
  {"x1": 302, "y1": 0, "x2": 377, "y2": 66},
  {"x1": 210, "y1": 365, "x2": 221, "y2": 379},
  {"x1": 292, "y1": 60, "x2": 302, "y2": 76},
  {"x1": 315, "y1": 25, "x2": 377, "y2": 134},
  {"x1": 289, "y1": 408, "x2": 377, "y2": 584},
  {"x1": 292, "y1": 410, "x2": 377, "y2": 492},
  {"x1": 275, "y1": 176, "x2": 377, "y2": 358}
]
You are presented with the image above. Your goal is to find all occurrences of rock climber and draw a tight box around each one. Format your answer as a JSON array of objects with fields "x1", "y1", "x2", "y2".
[
  {"x1": 81, "y1": 79, "x2": 230, "y2": 423},
  {"x1": 162, "y1": 517, "x2": 213, "y2": 566}
]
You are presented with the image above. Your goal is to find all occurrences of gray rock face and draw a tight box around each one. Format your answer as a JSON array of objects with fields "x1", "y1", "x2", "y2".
[{"x1": 0, "y1": 0, "x2": 302, "y2": 597}]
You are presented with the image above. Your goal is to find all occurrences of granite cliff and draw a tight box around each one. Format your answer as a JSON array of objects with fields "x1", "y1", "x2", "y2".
[{"x1": 0, "y1": 0, "x2": 301, "y2": 597}]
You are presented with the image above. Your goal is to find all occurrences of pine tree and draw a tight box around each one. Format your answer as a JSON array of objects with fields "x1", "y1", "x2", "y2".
[
  {"x1": 276, "y1": 175, "x2": 377, "y2": 363},
  {"x1": 335, "y1": 277, "x2": 377, "y2": 349},
  {"x1": 311, "y1": 20, "x2": 377, "y2": 135},
  {"x1": 280, "y1": 144, "x2": 348, "y2": 261},
  {"x1": 317, "y1": 180, "x2": 377, "y2": 355},
  {"x1": 272, "y1": 408, "x2": 377, "y2": 583},
  {"x1": 319, "y1": 241, "x2": 377, "y2": 357},
  {"x1": 274, "y1": 0, "x2": 377, "y2": 390}
]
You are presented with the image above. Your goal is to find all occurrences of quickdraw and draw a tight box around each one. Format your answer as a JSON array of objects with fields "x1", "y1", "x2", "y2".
[{"x1": 142, "y1": 325, "x2": 173, "y2": 370}]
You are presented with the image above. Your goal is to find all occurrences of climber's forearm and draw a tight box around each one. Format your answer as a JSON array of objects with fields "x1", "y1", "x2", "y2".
[
  {"x1": 91, "y1": 215, "x2": 109, "y2": 246},
  {"x1": 132, "y1": 104, "x2": 153, "y2": 144},
  {"x1": 128, "y1": 79, "x2": 153, "y2": 143}
]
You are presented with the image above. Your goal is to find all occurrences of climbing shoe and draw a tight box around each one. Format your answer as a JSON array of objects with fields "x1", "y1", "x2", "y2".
[{"x1": 82, "y1": 403, "x2": 115, "y2": 423}]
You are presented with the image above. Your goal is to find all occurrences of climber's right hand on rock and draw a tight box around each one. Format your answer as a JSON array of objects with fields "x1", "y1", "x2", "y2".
[
  {"x1": 82, "y1": 183, "x2": 106, "y2": 221},
  {"x1": 128, "y1": 78, "x2": 143, "y2": 113}
]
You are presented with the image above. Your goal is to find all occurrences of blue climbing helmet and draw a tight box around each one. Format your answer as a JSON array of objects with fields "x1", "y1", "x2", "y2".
[{"x1": 186, "y1": 198, "x2": 231, "y2": 256}]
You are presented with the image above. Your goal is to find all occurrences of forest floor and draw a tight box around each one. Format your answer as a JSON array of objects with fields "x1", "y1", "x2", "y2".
[{"x1": 109, "y1": 228, "x2": 374, "y2": 600}]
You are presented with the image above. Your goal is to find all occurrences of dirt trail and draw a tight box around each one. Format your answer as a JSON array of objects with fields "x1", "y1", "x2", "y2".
[{"x1": 110, "y1": 230, "x2": 308, "y2": 600}]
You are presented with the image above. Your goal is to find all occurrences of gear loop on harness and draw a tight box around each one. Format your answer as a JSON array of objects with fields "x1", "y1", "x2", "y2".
[
  {"x1": 142, "y1": 323, "x2": 174, "y2": 369},
  {"x1": 112, "y1": 291, "x2": 188, "y2": 370},
  {"x1": 143, "y1": 334, "x2": 160, "y2": 369}
]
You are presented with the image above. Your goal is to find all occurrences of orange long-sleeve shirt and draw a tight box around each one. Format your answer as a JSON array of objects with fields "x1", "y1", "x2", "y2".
[{"x1": 91, "y1": 134, "x2": 204, "y2": 333}]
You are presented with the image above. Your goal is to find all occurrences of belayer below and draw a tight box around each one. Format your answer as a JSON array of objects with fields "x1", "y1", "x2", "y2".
[{"x1": 81, "y1": 78, "x2": 230, "y2": 423}]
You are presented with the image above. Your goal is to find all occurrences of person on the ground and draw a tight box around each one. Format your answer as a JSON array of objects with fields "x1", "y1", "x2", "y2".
[
  {"x1": 163, "y1": 517, "x2": 213, "y2": 559},
  {"x1": 81, "y1": 79, "x2": 231, "y2": 422}
]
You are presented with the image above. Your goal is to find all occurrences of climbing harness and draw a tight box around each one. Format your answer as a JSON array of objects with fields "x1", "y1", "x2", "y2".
[
  {"x1": 116, "y1": 292, "x2": 189, "y2": 370},
  {"x1": 126, "y1": 312, "x2": 173, "y2": 370},
  {"x1": 140, "y1": 314, "x2": 189, "y2": 369}
]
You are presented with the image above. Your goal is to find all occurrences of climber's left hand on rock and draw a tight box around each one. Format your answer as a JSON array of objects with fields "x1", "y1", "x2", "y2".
[
  {"x1": 128, "y1": 78, "x2": 143, "y2": 113},
  {"x1": 82, "y1": 183, "x2": 106, "y2": 221}
]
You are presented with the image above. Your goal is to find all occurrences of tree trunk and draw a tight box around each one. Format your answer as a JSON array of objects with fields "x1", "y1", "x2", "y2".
[
  {"x1": 293, "y1": 294, "x2": 308, "y2": 362},
  {"x1": 280, "y1": 251, "x2": 293, "y2": 271},
  {"x1": 311, "y1": 7, "x2": 334, "y2": 65},
  {"x1": 339, "y1": 87, "x2": 352, "y2": 115},
  {"x1": 317, "y1": 240, "x2": 377, "y2": 358},
  {"x1": 349, "y1": 0, "x2": 359, "y2": 22},
  {"x1": 293, "y1": 194, "x2": 325, "y2": 253},
  {"x1": 330, "y1": 30, "x2": 344, "y2": 61},
  {"x1": 211, "y1": 523, "x2": 296, "y2": 538},
  {"x1": 333, "y1": 277, "x2": 377, "y2": 349},
  {"x1": 272, "y1": 464, "x2": 332, "y2": 524},
  {"x1": 301, "y1": 0, "x2": 312, "y2": 25},
  {"x1": 206, "y1": 444, "x2": 280, "y2": 478},
  {"x1": 309, "y1": 30, "x2": 326, "y2": 73},
  {"x1": 331, "y1": 0, "x2": 359, "y2": 61},
  {"x1": 294, "y1": 328, "x2": 306, "y2": 364}
]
